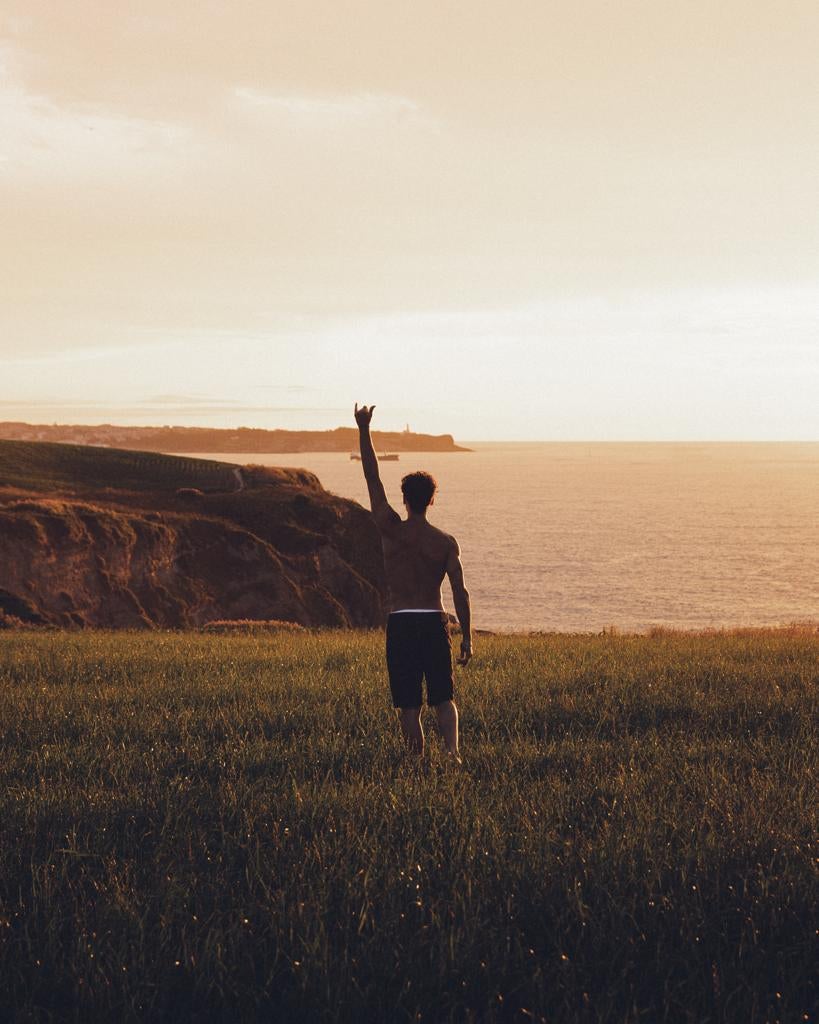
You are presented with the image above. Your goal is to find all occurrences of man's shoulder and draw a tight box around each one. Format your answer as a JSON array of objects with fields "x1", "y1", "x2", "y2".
[{"x1": 427, "y1": 523, "x2": 459, "y2": 550}]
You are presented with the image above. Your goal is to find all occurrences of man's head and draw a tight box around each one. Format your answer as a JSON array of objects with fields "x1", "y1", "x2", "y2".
[{"x1": 401, "y1": 471, "x2": 437, "y2": 514}]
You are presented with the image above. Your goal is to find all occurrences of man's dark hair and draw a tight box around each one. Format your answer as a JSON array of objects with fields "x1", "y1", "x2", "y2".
[{"x1": 401, "y1": 471, "x2": 437, "y2": 513}]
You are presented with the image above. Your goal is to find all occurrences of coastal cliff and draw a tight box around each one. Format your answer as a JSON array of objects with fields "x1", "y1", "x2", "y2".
[{"x1": 0, "y1": 441, "x2": 385, "y2": 629}]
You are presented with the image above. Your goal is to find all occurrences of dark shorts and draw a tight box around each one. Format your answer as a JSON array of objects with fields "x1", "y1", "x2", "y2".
[{"x1": 386, "y1": 612, "x2": 454, "y2": 708}]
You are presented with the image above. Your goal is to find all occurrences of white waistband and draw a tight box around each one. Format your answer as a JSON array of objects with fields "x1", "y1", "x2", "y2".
[{"x1": 390, "y1": 608, "x2": 444, "y2": 614}]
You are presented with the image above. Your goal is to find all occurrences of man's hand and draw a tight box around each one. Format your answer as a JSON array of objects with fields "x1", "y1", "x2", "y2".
[
  {"x1": 354, "y1": 403, "x2": 375, "y2": 429},
  {"x1": 457, "y1": 639, "x2": 472, "y2": 667}
]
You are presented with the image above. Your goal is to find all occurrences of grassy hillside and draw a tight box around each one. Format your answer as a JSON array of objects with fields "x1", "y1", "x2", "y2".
[
  {"x1": 0, "y1": 629, "x2": 815, "y2": 1023},
  {"x1": 0, "y1": 439, "x2": 240, "y2": 494}
]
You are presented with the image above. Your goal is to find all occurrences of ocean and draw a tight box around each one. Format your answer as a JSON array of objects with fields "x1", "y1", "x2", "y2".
[{"x1": 186, "y1": 443, "x2": 819, "y2": 633}]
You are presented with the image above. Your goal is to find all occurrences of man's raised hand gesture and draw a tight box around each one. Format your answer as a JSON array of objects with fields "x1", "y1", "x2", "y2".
[{"x1": 354, "y1": 403, "x2": 376, "y2": 429}]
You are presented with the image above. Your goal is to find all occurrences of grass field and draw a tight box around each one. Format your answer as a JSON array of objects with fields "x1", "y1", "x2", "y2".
[{"x1": 0, "y1": 629, "x2": 816, "y2": 1023}]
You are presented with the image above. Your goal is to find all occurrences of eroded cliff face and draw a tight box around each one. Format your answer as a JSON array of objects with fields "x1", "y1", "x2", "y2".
[{"x1": 0, "y1": 473, "x2": 386, "y2": 629}]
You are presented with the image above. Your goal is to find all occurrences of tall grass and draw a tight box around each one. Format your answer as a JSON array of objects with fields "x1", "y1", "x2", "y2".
[
  {"x1": 0, "y1": 630, "x2": 816, "y2": 1023},
  {"x1": 0, "y1": 439, "x2": 237, "y2": 494}
]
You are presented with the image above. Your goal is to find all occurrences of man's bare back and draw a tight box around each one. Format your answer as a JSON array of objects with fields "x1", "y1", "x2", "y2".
[{"x1": 380, "y1": 516, "x2": 455, "y2": 612}]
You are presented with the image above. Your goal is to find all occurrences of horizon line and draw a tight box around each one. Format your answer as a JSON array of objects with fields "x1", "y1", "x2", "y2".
[{"x1": 1, "y1": 421, "x2": 817, "y2": 445}]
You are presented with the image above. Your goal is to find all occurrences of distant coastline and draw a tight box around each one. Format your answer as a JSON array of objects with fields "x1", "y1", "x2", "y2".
[{"x1": 0, "y1": 422, "x2": 472, "y2": 454}]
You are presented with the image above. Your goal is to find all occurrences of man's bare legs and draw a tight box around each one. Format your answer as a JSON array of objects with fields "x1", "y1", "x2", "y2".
[
  {"x1": 398, "y1": 703, "x2": 461, "y2": 762},
  {"x1": 398, "y1": 707, "x2": 424, "y2": 755},
  {"x1": 434, "y1": 700, "x2": 461, "y2": 761}
]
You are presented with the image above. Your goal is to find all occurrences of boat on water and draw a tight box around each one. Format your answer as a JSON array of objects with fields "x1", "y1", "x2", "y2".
[{"x1": 349, "y1": 452, "x2": 399, "y2": 461}]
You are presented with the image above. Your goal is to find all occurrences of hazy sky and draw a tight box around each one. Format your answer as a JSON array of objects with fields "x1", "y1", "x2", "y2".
[{"x1": 2, "y1": 1, "x2": 818, "y2": 440}]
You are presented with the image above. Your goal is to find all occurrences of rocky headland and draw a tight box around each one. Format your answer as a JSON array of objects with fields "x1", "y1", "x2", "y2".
[{"x1": 0, "y1": 441, "x2": 385, "y2": 629}]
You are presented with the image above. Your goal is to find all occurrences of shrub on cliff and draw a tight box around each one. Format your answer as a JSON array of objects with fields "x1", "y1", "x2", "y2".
[
  {"x1": 201, "y1": 619, "x2": 306, "y2": 634},
  {"x1": 0, "y1": 610, "x2": 26, "y2": 629}
]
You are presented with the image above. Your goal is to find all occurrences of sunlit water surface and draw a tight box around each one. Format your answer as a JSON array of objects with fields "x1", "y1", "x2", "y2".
[{"x1": 183, "y1": 444, "x2": 819, "y2": 633}]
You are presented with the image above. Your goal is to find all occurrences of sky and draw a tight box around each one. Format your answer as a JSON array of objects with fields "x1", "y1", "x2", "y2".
[{"x1": 2, "y1": 0, "x2": 818, "y2": 440}]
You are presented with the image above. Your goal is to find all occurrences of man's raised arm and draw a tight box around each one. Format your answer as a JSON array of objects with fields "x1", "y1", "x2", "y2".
[{"x1": 354, "y1": 403, "x2": 397, "y2": 526}]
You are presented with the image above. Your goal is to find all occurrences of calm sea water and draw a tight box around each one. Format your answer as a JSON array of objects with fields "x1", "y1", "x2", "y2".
[{"x1": 185, "y1": 444, "x2": 819, "y2": 633}]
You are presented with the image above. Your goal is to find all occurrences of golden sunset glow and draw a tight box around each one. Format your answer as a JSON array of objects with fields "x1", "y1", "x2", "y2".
[{"x1": 2, "y1": 1, "x2": 818, "y2": 438}]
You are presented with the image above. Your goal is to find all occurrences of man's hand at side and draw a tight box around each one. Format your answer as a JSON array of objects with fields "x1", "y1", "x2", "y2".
[{"x1": 457, "y1": 638, "x2": 472, "y2": 667}]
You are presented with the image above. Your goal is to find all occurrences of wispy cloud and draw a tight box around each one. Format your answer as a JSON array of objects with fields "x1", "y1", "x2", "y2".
[
  {"x1": 143, "y1": 394, "x2": 235, "y2": 407},
  {"x1": 0, "y1": 397, "x2": 346, "y2": 420},
  {"x1": 0, "y1": 45, "x2": 188, "y2": 177},
  {"x1": 233, "y1": 86, "x2": 422, "y2": 123},
  {"x1": 0, "y1": 343, "x2": 159, "y2": 367},
  {"x1": 252, "y1": 384, "x2": 312, "y2": 393},
  {"x1": 0, "y1": 399, "x2": 112, "y2": 409}
]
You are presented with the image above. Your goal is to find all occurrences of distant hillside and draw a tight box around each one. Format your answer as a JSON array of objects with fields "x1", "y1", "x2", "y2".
[
  {"x1": 0, "y1": 440, "x2": 384, "y2": 630},
  {"x1": 0, "y1": 422, "x2": 472, "y2": 453}
]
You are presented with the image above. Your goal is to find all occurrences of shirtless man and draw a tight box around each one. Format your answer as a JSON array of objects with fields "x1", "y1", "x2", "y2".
[{"x1": 354, "y1": 403, "x2": 472, "y2": 760}]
